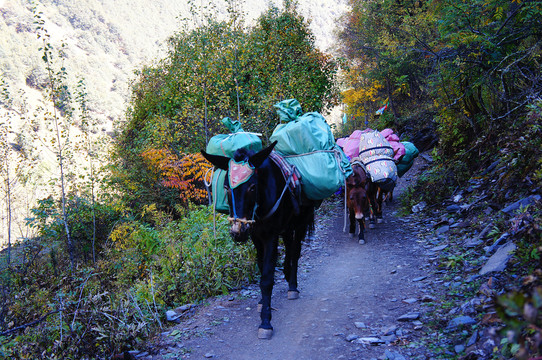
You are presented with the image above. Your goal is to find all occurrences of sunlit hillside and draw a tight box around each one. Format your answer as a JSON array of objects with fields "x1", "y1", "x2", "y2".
[{"x1": 1, "y1": 0, "x2": 347, "y2": 131}]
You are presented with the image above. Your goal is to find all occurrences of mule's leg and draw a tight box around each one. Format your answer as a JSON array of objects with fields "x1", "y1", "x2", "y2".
[
  {"x1": 283, "y1": 230, "x2": 293, "y2": 291},
  {"x1": 357, "y1": 218, "x2": 366, "y2": 244},
  {"x1": 349, "y1": 208, "x2": 357, "y2": 237},
  {"x1": 368, "y1": 184, "x2": 377, "y2": 229},
  {"x1": 283, "y1": 225, "x2": 304, "y2": 299},
  {"x1": 387, "y1": 187, "x2": 395, "y2": 203},
  {"x1": 369, "y1": 211, "x2": 376, "y2": 229},
  {"x1": 256, "y1": 235, "x2": 279, "y2": 339},
  {"x1": 375, "y1": 188, "x2": 384, "y2": 223},
  {"x1": 251, "y1": 239, "x2": 265, "y2": 312}
]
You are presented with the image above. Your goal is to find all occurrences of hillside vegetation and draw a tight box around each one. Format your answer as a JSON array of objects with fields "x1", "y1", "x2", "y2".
[{"x1": 0, "y1": 0, "x2": 541, "y2": 359}]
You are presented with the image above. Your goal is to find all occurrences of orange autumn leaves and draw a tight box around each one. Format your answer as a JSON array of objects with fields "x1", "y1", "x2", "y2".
[{"x1": 142, "y1": 148, "x2": 212, "y2": 206}]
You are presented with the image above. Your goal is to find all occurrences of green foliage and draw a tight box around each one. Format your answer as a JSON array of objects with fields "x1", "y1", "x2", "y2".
[
  {"x1": 430, "y1": 0, "x2": 542, "y2": 156},
  {"x1": 371, "y1": 112, "x2": 398, "y2": 132},
  {"x1": 3, "y1": 204, "x2": 256, "y2": 358},
  {"x1": 243, "y1": 4, "x2": 340, "y2": 133},
  {"x1": 108, "y1": 204, "x2": 256, "y2": 305},
  {"x1": 405, "y1": 161, "x2": 457, "y2": 205},
  {"x1": 496, "y1": 284, "x2": 542, "y2": 360},
  {"x1": 26, "y1": 195, "x2": 124, "y2": 264},
  {"x1": 111, "y1": 2, "x2": 340, "y2": 215},
  {"x1": 339, "y1": 0, "x2": 542, "y2": 185},
  {"x1": 339, "y1": 0, "x2": 435, "y2": 121}
]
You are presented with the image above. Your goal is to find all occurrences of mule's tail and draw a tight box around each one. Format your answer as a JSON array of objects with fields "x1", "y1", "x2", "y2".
[{"x1": 302, "y1": 205, "x2": 316, "y2": 240}]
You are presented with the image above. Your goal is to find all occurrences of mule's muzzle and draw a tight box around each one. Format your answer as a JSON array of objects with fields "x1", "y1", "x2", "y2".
[{"x1": 228, "y1": 217, "x2": 255, "y2": 243}]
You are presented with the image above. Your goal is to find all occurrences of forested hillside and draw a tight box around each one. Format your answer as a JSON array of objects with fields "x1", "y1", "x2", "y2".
[
  {"x1": 0, "y1": 0, "x2": 540, "y2": 358},
  {"x1": 0, "y1": 0, "x2": 347, "y2": 252}
]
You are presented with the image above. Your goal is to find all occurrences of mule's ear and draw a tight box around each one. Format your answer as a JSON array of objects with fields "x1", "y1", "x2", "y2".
[
  {"x1": 201, "y1": 150, "x2": 230, "y2": 170},
  {"x1": 249, "y1": 141, "x2": 277, "y2": 168}
]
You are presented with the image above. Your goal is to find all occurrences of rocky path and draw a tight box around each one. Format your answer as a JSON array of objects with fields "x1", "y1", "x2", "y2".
[{"x1": 144, "y1": 158, "x2": 441, "y2": 360}]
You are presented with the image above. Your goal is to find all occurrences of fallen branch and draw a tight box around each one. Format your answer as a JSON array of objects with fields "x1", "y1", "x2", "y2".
[{"x1": 0, "y1": 309, "x2": 61, "y2": 336}]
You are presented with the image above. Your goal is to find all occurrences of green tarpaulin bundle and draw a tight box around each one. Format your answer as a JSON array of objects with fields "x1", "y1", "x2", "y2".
[
  {"x1": 270, "y1": 99, "x2": 352, "y2": 200},
  {"x1": 397, "y1": 141, "x2": 419, "y2": 177},
  {"x1": 206, "y1": 117, "x2": 262, "y2": 157},
  {"x1": 206, "y1": 117, "x2": 262, "y2": 213}
]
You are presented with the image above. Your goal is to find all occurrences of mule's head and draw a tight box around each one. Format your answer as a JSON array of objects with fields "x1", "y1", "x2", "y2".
[
  {"x1": 201, "y1": 142, "x2": 276, "y2": 242},
  {"x1": 346, "y1": 163, "x2": 371, "y2": 220}
]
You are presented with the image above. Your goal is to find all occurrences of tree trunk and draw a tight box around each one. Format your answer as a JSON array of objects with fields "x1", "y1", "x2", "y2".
[{"x1": 386, "y1": 77, "x2": 399, "y2": 118}]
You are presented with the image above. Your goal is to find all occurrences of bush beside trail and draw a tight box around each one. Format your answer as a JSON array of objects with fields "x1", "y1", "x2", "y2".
[{"x1": 0, "y1": 205, "x2": 256, "y2": 358}]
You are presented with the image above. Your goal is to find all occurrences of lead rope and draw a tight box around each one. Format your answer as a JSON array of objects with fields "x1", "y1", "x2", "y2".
[
  {"x1": 258, "y1": 172, "x2": 292, "y2": 221},
  {"x1": 333, "y1": 147, "x2": 349, "y2": 233}
]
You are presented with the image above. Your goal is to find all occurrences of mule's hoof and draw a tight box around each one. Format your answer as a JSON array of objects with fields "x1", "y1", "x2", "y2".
[
  {"x1": 257, "y1": 303, "x2": 262, "y2": 313},
  {"x1": 258, "y1": 328, "x2": 273, "y2": 339},
  {"x1": 369, "y1": 223, "x2": 376, "y2": 229},
  {"x1": 287, "y1": 290, "x2": 300, "y2": 300},
  {"x1": 358, "y1": 239, "x2": 366, "y2": 245},
  {"x1": 377, "y1": 218, "x2": 383, "y2": 224},
  {"x1": 349, "y1": 232, "x2": 355, "y2": 238}
]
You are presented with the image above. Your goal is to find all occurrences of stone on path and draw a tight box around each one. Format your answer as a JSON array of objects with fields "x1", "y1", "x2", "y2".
[
  {"x1": 446, "y1": 315, "x2": 476, "y2": 330},
  {"x1": 354, "y1": 322, "x2": 366, "y2": 329},
  {"x1": 385, "y1": 350, "x2": 408, "y2": 360},
  {"x1": 398, "y1": 312, "x2": 420, "y2": 321},
  {"x1": 501, "y1": 195, "x2": 541, "y2": 215},
  {"x1": 356, "y1": 337, "x2": 385, "y2": 345},
  {"x1": 479, "y1": 241, "x2": 516, "y2": 275},
  {"x1": 346, "y1": 334, "x2": 359, "y2": 342}
]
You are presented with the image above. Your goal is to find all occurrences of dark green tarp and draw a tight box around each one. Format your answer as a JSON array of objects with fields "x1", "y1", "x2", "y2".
[
  {"x1": 206, "y1": 117, "x2": 262, "y2": 213},
  {"x1": 397, "y1": 141, "x2": 419, "y2": 177}
]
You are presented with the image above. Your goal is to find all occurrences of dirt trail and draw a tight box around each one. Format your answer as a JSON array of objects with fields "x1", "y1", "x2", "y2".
[{"x1": 151, "y1": 158, "x2": 435, "y2": 360}]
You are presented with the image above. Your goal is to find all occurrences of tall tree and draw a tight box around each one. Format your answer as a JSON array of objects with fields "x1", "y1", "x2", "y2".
[
  {"x1": 338, "y1": 0, "x2": 436, "y2": 122},
  {"x1": 243, "y1": 1, "x2": 340, "y2": 137},
  {"x1": 33, "y1": 5, "x2": 76, "y2": 270},
  {"x1": 430, "y1": 0, "x2": 542, "y2": 155},
  {"x1": 0, "y1": 79, "x2": 15, "y2": 265}
]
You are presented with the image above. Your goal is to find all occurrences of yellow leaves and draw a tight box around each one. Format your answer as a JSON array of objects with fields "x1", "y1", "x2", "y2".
[
  {"x1": 342, "y1": 78, "x2": 384, "y2": 118},
  {"x1": 343, "y1": 80, "x2": 383, "y2": 105},
  {"x1": 141, "y1": 149, "x2": 212, "y2": 205},
  {"x1": 110, "y1": 222, "x2": 136, "y2": 250}
]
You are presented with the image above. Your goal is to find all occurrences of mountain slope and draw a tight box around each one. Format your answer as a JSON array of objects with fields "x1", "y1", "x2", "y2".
[{"x1": 1, "y1": 0, "x2": 347, "y2": 130}]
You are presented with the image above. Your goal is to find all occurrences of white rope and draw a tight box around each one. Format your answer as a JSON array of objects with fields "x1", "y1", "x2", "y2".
[
  {"x1": 343, "y1": 178, "x2": 348, "y2": 233},
  {"x1": 227, "y1": 217, "x2": 256, "y2": 224},
  {"x1": 205, "y1": 166, "x2": 217, "y2": 238}
]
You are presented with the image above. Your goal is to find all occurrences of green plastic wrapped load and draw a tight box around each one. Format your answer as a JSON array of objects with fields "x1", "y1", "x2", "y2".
[
  {"x1": 206, "y1": 117, "x2": 262, "y2": 213},
  {"x1": 283, "y1": 148, "x2": 351, "y2": 200},
  {"x1": 397, "y1": 141, "x2": 419, "y2": 177},
  {"x1": 271, "y1": 99, "x2": 335, "y2": 155},
  {"x1": 206, "y1": 117, "x2": 262, "y2": 157},
  {"x1": 210, "y1": 169, "x2": 228, "y2": 213},
  {"x1": 270, "y1": 99, "x2": 353, "y2": 200}
]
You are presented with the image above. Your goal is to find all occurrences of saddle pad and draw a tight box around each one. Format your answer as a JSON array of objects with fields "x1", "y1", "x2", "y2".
[{"x1": 268, "y1": 151, "x2": 301, "y2": 194}]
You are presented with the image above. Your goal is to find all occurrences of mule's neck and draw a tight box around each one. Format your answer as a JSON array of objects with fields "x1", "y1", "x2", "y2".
[{"x1": 255, "y1": 158, "x2": 288, "y2": 219}]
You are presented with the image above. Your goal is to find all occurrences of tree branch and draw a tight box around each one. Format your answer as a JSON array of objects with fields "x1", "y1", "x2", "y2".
[{"x1": 1, "y1": 309, "x2": 61, "y2": 336}]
